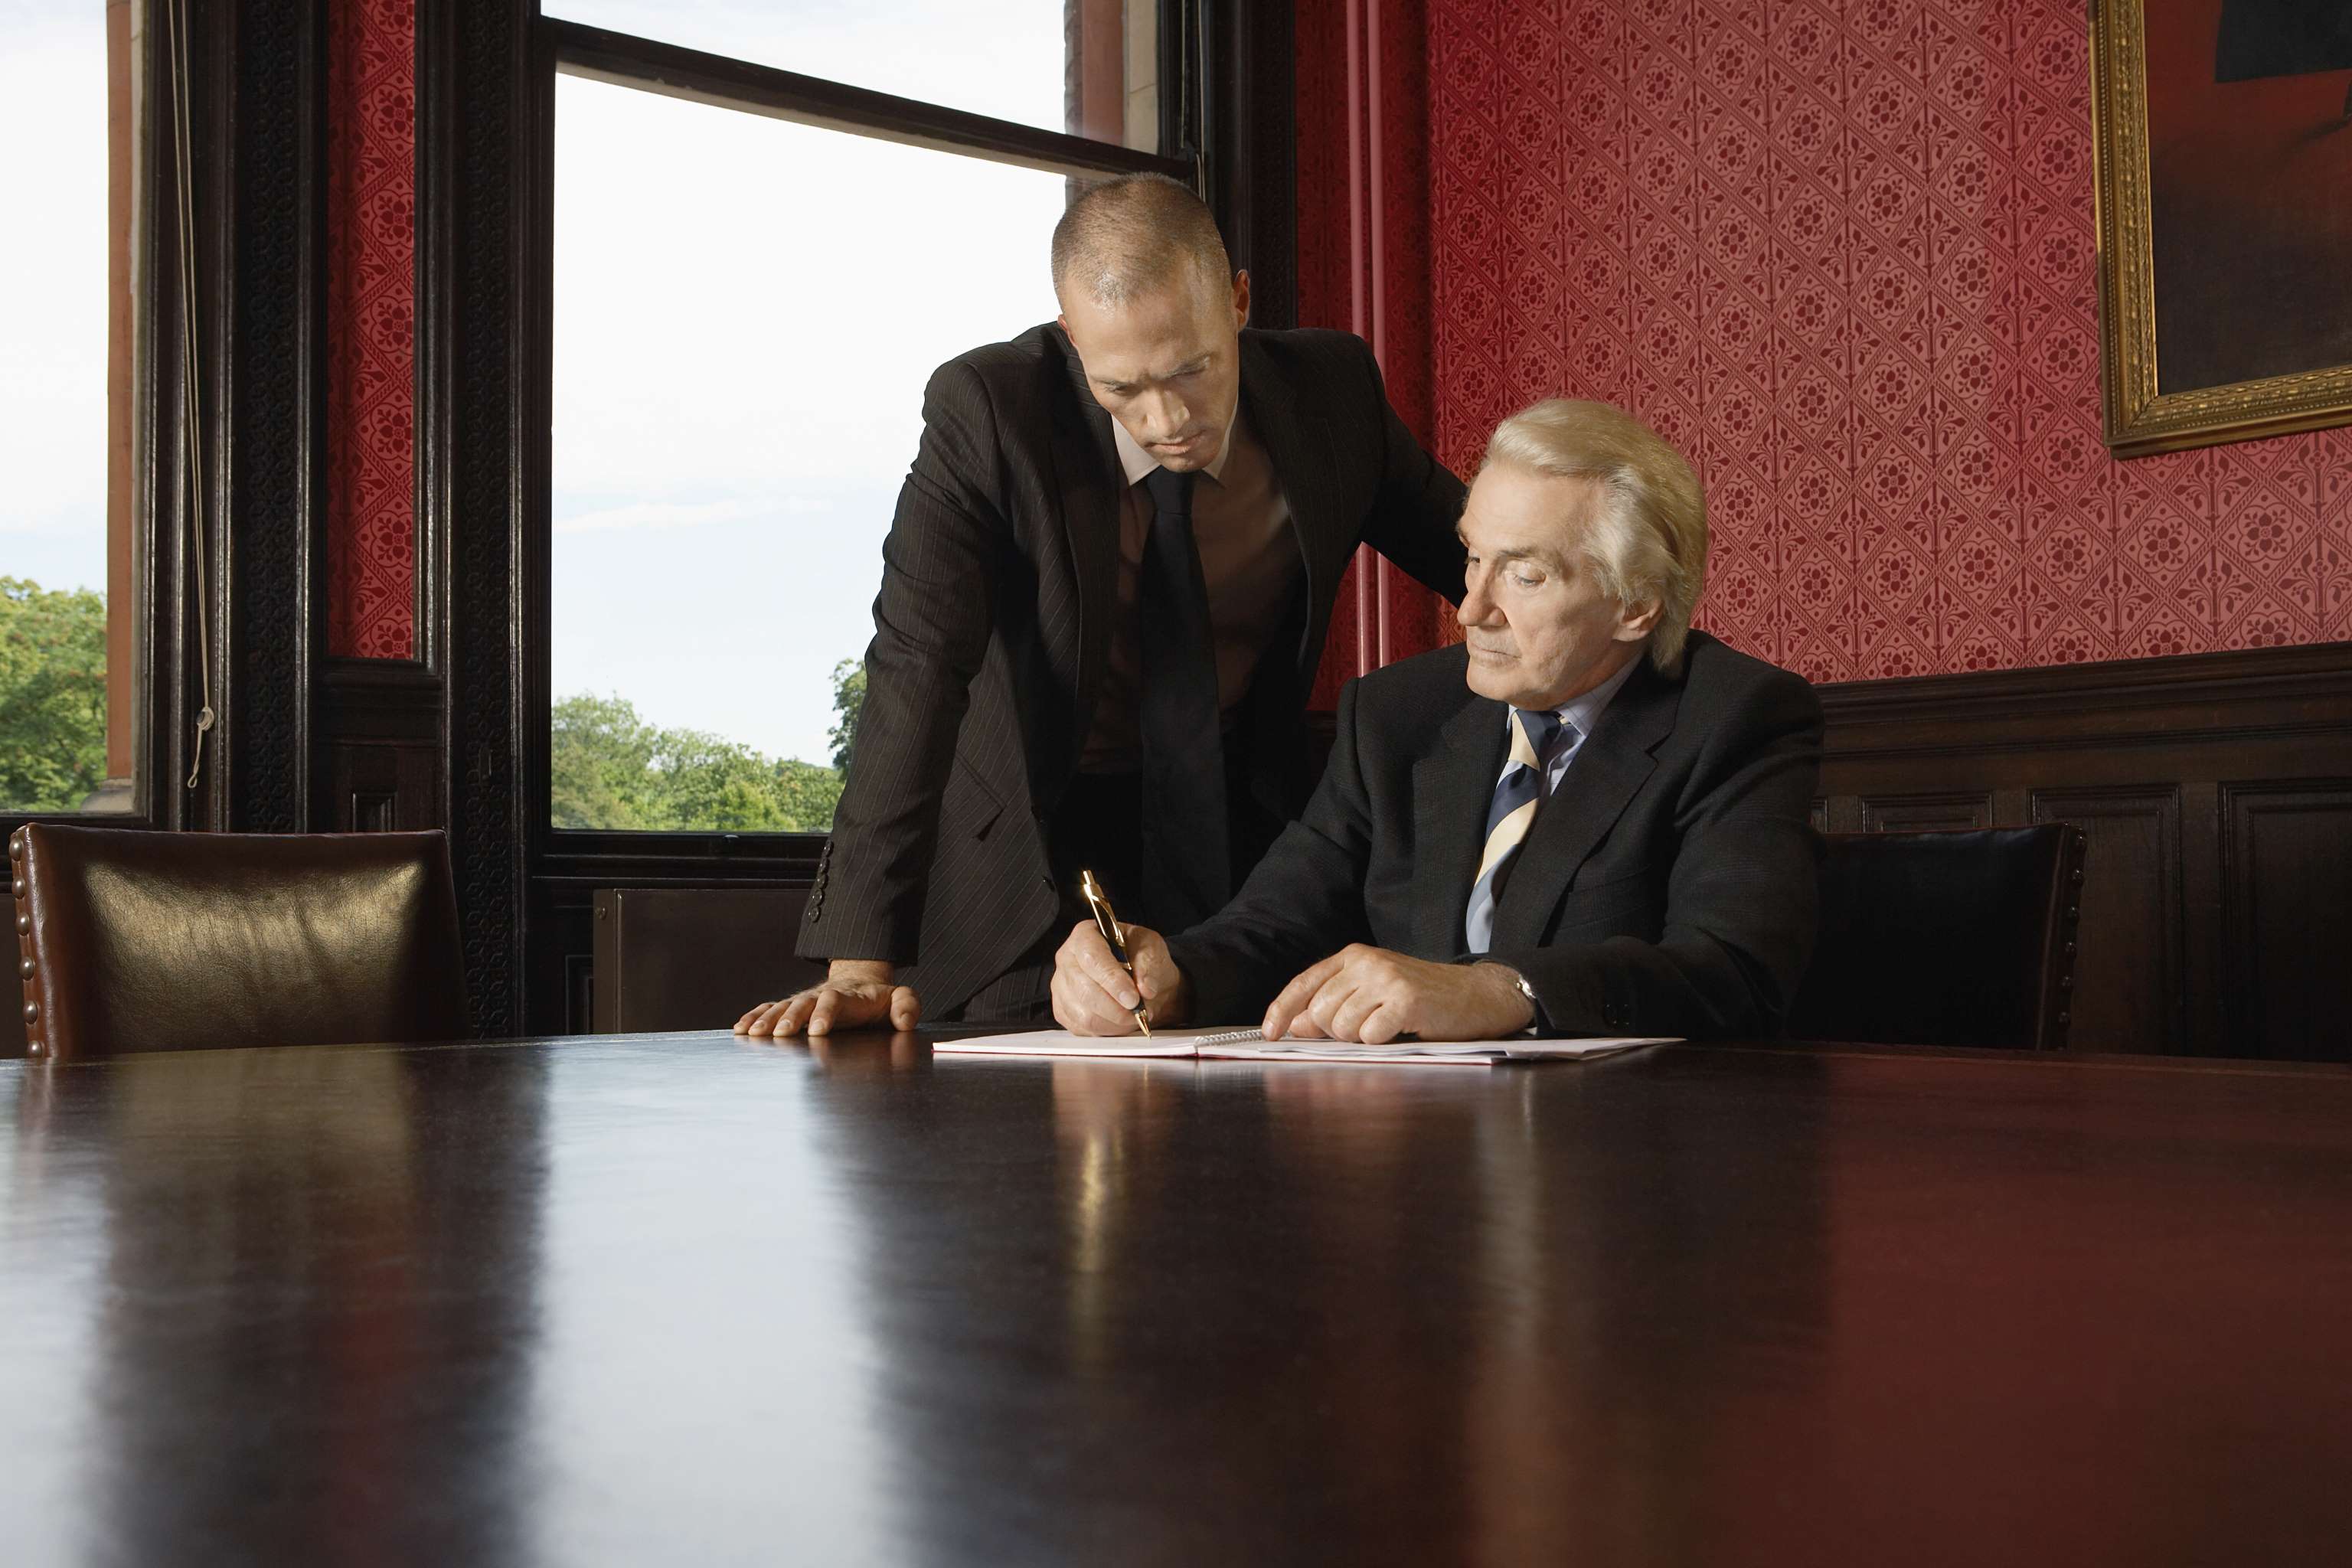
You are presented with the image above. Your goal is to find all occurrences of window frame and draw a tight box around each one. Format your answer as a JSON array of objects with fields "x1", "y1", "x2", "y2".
[{"x1": 523, "y1": 6, "x2": 1200, "y2": 872}]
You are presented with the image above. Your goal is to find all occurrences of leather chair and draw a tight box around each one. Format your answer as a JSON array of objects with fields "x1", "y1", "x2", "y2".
[
  {"x1": 1785, "y1": 825, "x2": 2089, "y2": 1050},
  {"x1": 9, "y1": 824, "x2": 466, "y2": 1060}
]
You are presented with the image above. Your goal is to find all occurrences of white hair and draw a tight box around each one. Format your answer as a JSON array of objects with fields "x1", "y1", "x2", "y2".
[{"x1": 1481, "y1": 399, "x2": 1710, "y2": 675}]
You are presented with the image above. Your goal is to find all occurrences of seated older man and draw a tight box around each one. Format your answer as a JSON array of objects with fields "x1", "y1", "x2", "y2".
[{"x1": 1051, "y1": 398, "x2": 1822, "y2": 1044}]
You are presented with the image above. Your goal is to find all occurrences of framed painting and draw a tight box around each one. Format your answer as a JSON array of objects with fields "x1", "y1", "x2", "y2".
[{"x1": 2092, "y1": 0, "x2": 2352, "y2": 456}]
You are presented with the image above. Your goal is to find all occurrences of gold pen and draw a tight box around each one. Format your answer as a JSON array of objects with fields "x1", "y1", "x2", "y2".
[{"x1": 1079, "y1": 868, "x2": 1152, "y2": 1036}]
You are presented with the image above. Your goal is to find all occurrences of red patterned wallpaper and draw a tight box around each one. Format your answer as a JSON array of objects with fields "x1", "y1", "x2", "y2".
[
  {"x1": 1305, "y1": 0, "x2": 2352, "y2": 684},
  {"x1": 324, "y1": 0, "x2": 417, "y2": 659}
]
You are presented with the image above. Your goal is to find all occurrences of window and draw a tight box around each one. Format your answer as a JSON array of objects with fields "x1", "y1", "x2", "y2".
[
  {"x1": 1, "y1": 0, "x2": 146, "y2": 815},
  {"x1": 546, "y1": 0, "x2": 1165, "y2": 149},
  {"x1": 542, "y1": 2, "x2": 1184, "y2": 835}
]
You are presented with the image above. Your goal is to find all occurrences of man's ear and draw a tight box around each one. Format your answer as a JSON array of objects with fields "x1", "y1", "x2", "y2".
[
  {"x1": 1614, "y1": 596, "x2": 1664, "y2": 642},
  {"x1": 1232, "y1": 270, "x2": 1253, "y2": 329},
  {"x1": 1056, "y1": 312, "x2": 1070, "y2": 335}
]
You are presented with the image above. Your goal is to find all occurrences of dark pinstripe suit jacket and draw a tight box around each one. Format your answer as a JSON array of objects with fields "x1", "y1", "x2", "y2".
[
  {"x1": 1164, "y1": 632, "x2": 1825, "y2": 1038},
  {"x1": 799, "y1": 323, "x2": 1470, "y2": 1016}
]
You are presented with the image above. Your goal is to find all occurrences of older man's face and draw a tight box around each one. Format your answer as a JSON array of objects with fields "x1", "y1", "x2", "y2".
[
  {"x1": 1060, "y1": 269, "x2": 1250, "y2": 473},
  {"x1": 1456, "y1": 463, "x2": 1657, "y2": 710}
]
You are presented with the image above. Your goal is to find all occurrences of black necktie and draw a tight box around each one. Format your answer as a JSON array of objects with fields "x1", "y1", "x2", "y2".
[{"x1": 1138, "y1": 466, "x2": 1229, "y2": 932}]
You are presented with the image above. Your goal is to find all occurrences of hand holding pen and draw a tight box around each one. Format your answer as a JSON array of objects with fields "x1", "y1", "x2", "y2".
[{"x1": 1052, "y1": 872, "x2": 1188, "y2": 1037}]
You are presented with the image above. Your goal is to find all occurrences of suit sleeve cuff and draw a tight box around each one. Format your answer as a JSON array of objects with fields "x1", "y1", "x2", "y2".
[{"x1": 1475, "y1": 946, "x2": 1640, "y2": 1036}]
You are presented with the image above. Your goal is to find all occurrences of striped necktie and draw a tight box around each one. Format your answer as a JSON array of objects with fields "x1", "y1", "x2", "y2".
[{"x1": 1464, "y1": 708, "x2": 1575, "y2": 954}]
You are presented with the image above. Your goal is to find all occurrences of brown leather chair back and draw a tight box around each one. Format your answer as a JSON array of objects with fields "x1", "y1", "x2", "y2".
[
  {"x1": 1785, "y1": 825, "x2": 2088, "y2": 1050},
  {"x1": 10, "y1": 825, "x2": 466, "y2": 1060}
]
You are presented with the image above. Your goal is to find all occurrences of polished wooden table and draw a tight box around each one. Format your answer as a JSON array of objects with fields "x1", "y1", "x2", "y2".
[{"x1": 5, "y1": 1032, "x2": 2350, "y2": 1566}]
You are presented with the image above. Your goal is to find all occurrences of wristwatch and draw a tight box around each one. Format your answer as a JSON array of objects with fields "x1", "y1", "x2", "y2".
[{"x1": 1478, "y1": 962, "x2": 1545, "y2": 1035}]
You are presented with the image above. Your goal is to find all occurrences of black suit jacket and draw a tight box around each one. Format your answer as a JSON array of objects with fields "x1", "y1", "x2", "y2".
[
  {"x1": 800, "y1": 323, "x2": 1468, "y2": 1016},
  {"x1": 1164, "y1": 632, "x2": 1824, "y2": 1039}
]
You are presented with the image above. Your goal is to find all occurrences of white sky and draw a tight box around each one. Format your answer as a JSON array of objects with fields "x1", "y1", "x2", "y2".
[
  {"x1": 551, "y1": 2, "x2": 1071, "y2": 766},
  {"x1": 0, "y1": 1, "x2": 111, "y2": 595}
]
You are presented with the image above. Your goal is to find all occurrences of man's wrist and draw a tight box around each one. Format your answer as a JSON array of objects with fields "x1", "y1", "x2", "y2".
[
  {"x1": 1473, "y1": 962, "x2": 1540, "y2": 1034},
  {"x1": 827, "y1": 959, "x2": 895, "y2": 986}
]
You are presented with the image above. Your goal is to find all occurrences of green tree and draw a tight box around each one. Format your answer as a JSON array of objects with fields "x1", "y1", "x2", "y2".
[
  {"x1": 828, "y1": 657, "x2": 866, "y2": 772},
  {"x1": 549, "y1": 691, "x2": 845, "y2": 833},
  {"x1": 0, "y1": 577, "x2": 109, "y2": 812},
  {"x1": 549, "y1": 692, "x2": 672, "y2": 829}
]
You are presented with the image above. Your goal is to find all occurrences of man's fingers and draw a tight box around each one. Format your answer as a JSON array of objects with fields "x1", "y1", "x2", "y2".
[
  {"x1": 806, "y1": 990, "x2": 841, "y2": 1037},
  {"x1": 1087, "y1": 927, "x2": 1140, "y2": 1008},
  {"x1": 1130, "y1": 929, "x2": 1181, "y2": 1004},
  {"x1": 744, "y1": 984, "x2": 913, "y2": 1041},
  {"x1": 1357, "y1": 1001, "x2": 1406, "y2": 1046},
  {"x1": 1057, "y1": 922, "x2": 1141, "y2": 1011},
  {"x1": 1313, "y1": 974, "x2": 1374, "y2": 1041},
  {"x1": 1263, "y1": 952, "x2": 1347, "y2": 1039},
  {"x1": 1054, "y1": 965, "x2": 1137, "y2": 1035}
]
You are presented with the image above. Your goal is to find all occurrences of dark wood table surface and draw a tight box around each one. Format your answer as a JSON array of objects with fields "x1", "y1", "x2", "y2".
[{"x1": 5, "y1": 1031, "x2": 2350, "y2": 1566}]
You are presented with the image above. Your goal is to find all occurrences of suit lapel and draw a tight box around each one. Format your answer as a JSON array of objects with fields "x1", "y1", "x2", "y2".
[
  {"x1": 1489, "y1": 659, "x2": 1684, "y2": 952},
  {"x1": 1412, "y1": 694, "x2": 1510, "y2": 959},
  {"x1": 1050, "y1": 329, "x2": 1125, "y2": 750}
]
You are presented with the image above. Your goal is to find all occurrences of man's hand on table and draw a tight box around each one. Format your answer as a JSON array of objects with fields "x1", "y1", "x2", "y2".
[
  {"x1": 735, "y1": 959, "x2": 921, "y2": 1037},
  {"x1": 1051, "y1": 920, "x2": 1191, "y2": 1035},
  {"x1": 1262, "y1": 946, "x2": 1535, "y2": 1044}
]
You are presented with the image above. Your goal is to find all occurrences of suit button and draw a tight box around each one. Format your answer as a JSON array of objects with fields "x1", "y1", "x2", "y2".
[{"x1": 1038, "y1": 875, "x2": 1053, "y2": 890}]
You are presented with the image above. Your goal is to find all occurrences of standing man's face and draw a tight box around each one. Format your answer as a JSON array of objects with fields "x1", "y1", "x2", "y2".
[{"x1": 1060, "y1": 269, "x2": 1250, "y2": 474}]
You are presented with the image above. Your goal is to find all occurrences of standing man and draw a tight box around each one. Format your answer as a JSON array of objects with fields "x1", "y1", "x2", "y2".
[{"x1": 737, "y1": 175, "x2": 1468, "y2": 1034}]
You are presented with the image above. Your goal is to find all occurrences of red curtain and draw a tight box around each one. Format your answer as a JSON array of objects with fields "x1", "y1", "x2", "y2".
[{"x1": 1297, "y1": 0, "x2": 1463, "y2": 708}]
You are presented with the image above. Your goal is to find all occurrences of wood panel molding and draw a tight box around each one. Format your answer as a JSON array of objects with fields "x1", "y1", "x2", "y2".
[
  {"x1": 1819, "y1": 641, "x2": 2352, "y2": 1060},
  {"x1": 2220, "y1": 780, "x2": 2352, "y2": 1064}
]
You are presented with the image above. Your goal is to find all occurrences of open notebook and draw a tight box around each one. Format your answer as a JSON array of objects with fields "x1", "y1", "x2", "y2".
[{"x1": 933, "y1": 1028, "x2": 1677, "y2": 1067}]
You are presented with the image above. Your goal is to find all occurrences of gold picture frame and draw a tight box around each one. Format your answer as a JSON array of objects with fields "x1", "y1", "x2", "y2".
[{"x1": 2091, "y1": 0, "x2": 2352, "y2": 456}]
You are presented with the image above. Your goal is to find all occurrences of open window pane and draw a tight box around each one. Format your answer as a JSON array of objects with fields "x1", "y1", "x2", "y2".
[
  {"x1": 1, "y1": 0, "x2": 142, "y2": 815},
  {"x1": 547, "y1": 0, "x2": 1162, "y2": 152},
  {"x1": 549, "y1": 74, "x2": 1065, "y2": 833}
]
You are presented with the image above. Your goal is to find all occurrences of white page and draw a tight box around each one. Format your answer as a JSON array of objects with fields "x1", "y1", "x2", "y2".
[
  {"x1": 1213, "y1": 1034, "x2": 1677, "y2": 1063},
  {"x1": 929, "y1": 1029, "x2": 1218, "y2": 1059},
  {"x1": 934, "y1": 1029, "x2": 1678, "y2": 1065}
]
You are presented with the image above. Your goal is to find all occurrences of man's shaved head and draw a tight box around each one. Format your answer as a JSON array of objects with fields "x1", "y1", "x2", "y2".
[{"x1": 1050, "y1": 173, "x2": 1232, "y2": 309}]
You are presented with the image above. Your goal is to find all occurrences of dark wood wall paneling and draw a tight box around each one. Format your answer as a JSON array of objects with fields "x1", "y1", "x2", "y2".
[{"x1": 1816, "y1": 642, "x2": 2352, "y2": 1062}]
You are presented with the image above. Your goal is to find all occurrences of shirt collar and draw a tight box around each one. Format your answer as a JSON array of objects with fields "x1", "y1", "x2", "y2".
[
  {"x1": 1112, "y1": 398, "x2": 1243, "y2": 486},
  {"x1": 1514, "y1": 652, "x2": 1643, "y2": 743}
]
